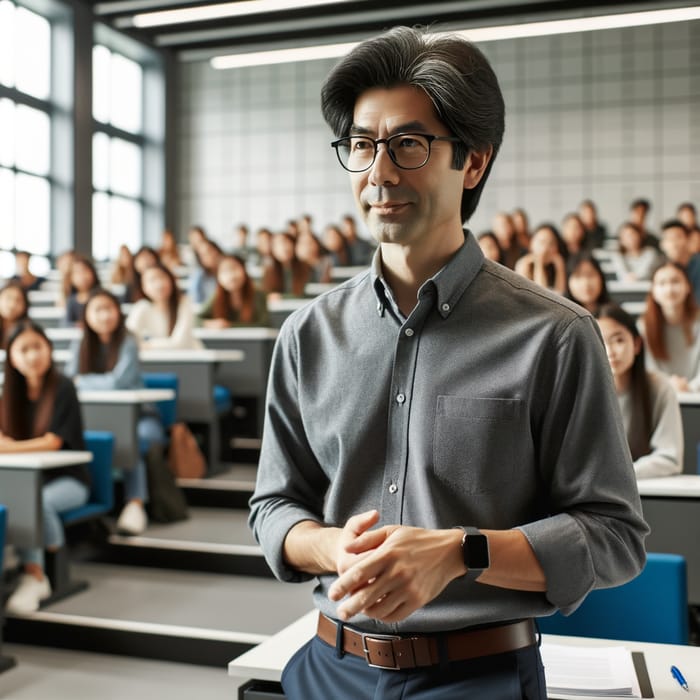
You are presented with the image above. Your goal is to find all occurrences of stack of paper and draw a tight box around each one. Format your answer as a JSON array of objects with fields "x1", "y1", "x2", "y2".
[{"x1": 541, "y1": 643, "x2": 642, "y2": 698}]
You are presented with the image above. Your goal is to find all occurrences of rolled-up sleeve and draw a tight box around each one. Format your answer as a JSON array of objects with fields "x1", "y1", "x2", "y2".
[{"x1": 519, "y1": 316, "x2": 649, "y2": 614}]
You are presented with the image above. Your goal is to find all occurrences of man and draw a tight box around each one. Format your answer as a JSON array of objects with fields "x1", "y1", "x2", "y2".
[
  {"x1": 659, "y1": 219, "x2": 700, "y2": 303},
  {"x1": 629, "y1": 197, "x2": 659, "y2": 249},
  {"x1": 249, "y1": 27, "x2": 647, "y2": 700}
]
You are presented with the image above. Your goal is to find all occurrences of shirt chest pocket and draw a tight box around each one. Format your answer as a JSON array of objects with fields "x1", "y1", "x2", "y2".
[{"x1": 432, "y1": 396, "x2": 521, "y2": 495}]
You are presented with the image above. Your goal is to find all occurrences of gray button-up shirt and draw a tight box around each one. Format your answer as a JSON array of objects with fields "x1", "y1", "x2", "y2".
[{"x1": 249, "y1": 232, "x2": 648, "y2": 634}]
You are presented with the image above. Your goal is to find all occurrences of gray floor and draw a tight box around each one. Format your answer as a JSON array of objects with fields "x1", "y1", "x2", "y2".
[
  {"x1": 42, "y1": 562, "x2": 315, "y2": 636},
  {"x1": 143, "y1": 507, "x2": 258, "y2": 546},
  {"x1": 0, "y1": 643, "x2": 244, "y2": 699}
]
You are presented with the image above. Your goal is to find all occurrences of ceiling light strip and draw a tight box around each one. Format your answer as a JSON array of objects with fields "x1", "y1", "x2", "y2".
[{"x1": 210, "y1": 5, "x2": 700, "y2": 69}]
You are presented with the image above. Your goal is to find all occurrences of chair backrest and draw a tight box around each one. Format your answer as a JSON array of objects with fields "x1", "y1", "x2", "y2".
[
  {"x1": 142, "y1": 372, "x2": 178, "y2": 429},
  {"x1": 0, "y1": 504, "x2": 6, "y2": 573},
  {"x1": 537, "y1": 552, "x2": 688, "y2": 644},
  {"x1": 60, "y1": 431, "x2": 115, "y2": 525}
]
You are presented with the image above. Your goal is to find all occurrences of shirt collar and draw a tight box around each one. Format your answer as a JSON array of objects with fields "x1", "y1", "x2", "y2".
[{"x1": 371, "y1": 230, "x2": 484, "y2": 319}]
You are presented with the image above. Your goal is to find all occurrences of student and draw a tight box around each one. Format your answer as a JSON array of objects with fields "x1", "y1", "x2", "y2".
[
  {"x1": 110, "y1": 244, "x2": 134, "y2": 285},
  {"x1": 10, "y1": 250, "x2": 45, "y2": 292},
  {"x1": 64, "y1": 256, "x2": 100, "y2": 326},
  {"x1": 198, "y1": 255, "x2": 269, "y2": 328},
  {"x1": 578, "y1": 199, "x2": 607, "y2": 249},
  {"x1": 262, "y1": 232, "x2": 308, "y2": 297},
  {"x1": 595, "y1": 304, "x2": 683, "y2": 479},
  {"x1": 491, "y1": 211, "x2": 521, "y2": 269},
  {"x1": 565, "y1": 251, "x2": 611, "y2": 314},
  {"x1": 55, "y1": 249, "x2": 76, "y2": 308},
  {"x1": 640, "y1": 262, "x2": 700, "y2": 392},
  {"x1": 321, "y1": 224, "x2": 351, "y2": 267},
  {"x1": 511, "y1": 207, "x2": 531, "y2": 250},
  {"x1": 129, "y1": 246, "x2": 161, "y2": 303},
  {"x1": 64, "y1": 289, "x2": 164, "y2": 535},
  {"x1": 0, "y1": 282, "x2": 29, "y2": 347},
  {"x1": 658, "y1": 219, "x2": 700, "y2": 303},
  {"x1": 616, "y1": 221, "x2": 662, "y2": 281},
  {"x1": 1, "y1": 321, "x2": 89, "y2": 614},
  {"x1": 295, "y1": 232, "x2": 333, "y2": 284},
  {"x1": 677, "y1": 202, "x2": 697, "y2": 232},
  {"x1": 514, "y1": 223, "x2": 566, "y2": 294},
  {"x1": 339, "y1": 214, "x2": 375, "y2": 266},
  {"x1": 561, "y1": 213, "x2": 590, "y2": 257},
  {"x1": 247, "y1": 227, "x2": 273, "y2": 267},
  {"x1": 188, "y1": 238, "x2": 223, "y2": 304},
  {"x1": 158, "y1": 229, "x2": 183, "y2": 271},
  {"x1": 126, "y1": 262, "x2": 202, "y2": 349},
  {"x1": 476, "y1": 231, "x2": 504, "y2": 264}
]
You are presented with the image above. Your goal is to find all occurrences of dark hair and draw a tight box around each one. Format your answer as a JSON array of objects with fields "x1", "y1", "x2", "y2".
[
  {"x1": 565, "y1": 251, "x2": 611, "y2": 311},
  {"x1": 0, "y1": 282, "x2": 29, "y2": 347},
  {"x1": 476, "y1": 230, "x2": 504, "y2": 265},
  {"x1": 263, "y1": 233, "x2": 309, "y2": 296},
  {"x1": 1, "y1": 320, "x2": 59, "y2": 440},
  {"x1": 70, "y1": 255, "x2": 100, "y2": 293},
  {"x1": 630, "y1": 198, "x2": 650, "y2": 212},
  {"x1": 79, "y1": 288, "x2": 127, "y2": 374},
  {"x1": 193, "y1": 239, "x2": 224, "y2": 275},
  {"x1": 141, "y1": 262, "x2": 181, "y2": 335},
  {"x1": 677, "y1": 202, "x2": 697, "y2": 215},
  {"x1": 643, "y1": 261, "x2": 697, "y2": 361},
  {"x1": 320, "y1": 26, "x2": 505, "y2": 223},
  {"x1": 617, "y1": 221, "x2": 644, "y2": 254},
  {"x1": 661, "y1": 219, "x2": 689, "y2": 236},
  {"x1": 212, "y1": 255, "x2": 257, "y2": 324},
  {"x1": 132, "y1": 246, "x2": 161, "y2": 301},
  {"x1": 594, "y1": 303, "x2": 652, "y2": 460}
]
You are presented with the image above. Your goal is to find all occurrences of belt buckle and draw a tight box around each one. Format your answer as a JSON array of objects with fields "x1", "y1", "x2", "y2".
[{"x1": 361, "y1": 632, "x2": 402, "y2": 670}]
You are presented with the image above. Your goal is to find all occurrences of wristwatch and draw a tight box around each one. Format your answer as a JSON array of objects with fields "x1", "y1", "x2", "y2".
[{"x1": 456, "y1": 526, "x2": 490, "y2": 578}]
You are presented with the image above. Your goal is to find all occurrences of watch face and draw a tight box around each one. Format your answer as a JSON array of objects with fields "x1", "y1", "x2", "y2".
[{"x1": 468, "y1": 534, "x2": 490, "y2": 569}]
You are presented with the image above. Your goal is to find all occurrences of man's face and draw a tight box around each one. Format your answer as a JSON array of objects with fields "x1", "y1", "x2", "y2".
[
  {"x1": 660, "y1": 227, "x2": 688, "y2": 264},
  {"x1": 349, "y1": 86, "x2": 473, "y2": 250}
]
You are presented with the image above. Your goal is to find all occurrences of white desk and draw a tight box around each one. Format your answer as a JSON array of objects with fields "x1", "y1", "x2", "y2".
[
  {"x1": 637, "y1": 474, "x2": 700, "y2": 605},
  {"x1": 229, "y1": 610, "x2": 700, "y2": 699},
  {"x1": 608, "y1": 280, "x2": 651, "y2": 305},
  {"x1": 27, "y1": 306, "x2": 65, "y2": 328},
  {"x1": 78, "y1": 389, "x2": 175, "y2": 469},
  {"x1": 268, "y1": 299, "x2": 310, "y2": 328},
  {"x1": 331, "y1": 266, "x2": 366, "y2": 280},
  {"x1": 0, "y1": 451, "x2": 93, "y2": 548}
]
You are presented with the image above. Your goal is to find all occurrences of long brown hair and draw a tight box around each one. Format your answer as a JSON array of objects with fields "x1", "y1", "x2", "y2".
[
  {"x1": 262, "y1": 233, "x2": 309, "y2": 297},
  {"x1": 142, "y1": 261, "x2": 181, "y2": 335},
  {"x1": 0, "y1": 320, "x2": 59, "y2": 439},
  {"x1": 643, "y1": 262, "x2": 697, "y2": 361},
  {"x1": 212, "y1": 255, "x2": 256, "y2": 323},
  {"x1": 595, "y1": 304, "x2": 652, "y2": 460},
  {"x1": 70, "y1": 254, "x2": 100, "y2": 293},
  {"x1": 79, "y1": 289, "x2": 127, "y2": 374},
  {"x1": 0, "y1": 282, "x2": 29, "y2": 347}
]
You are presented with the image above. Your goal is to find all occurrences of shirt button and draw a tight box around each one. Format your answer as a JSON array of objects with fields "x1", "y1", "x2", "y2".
[
  {"x1": 441, "y1": 303, "x2": 450, "y2": 312},
  {"x1": 396, "y1": 393, "x2": 405, "y2": 404},
  {"x1": 404, "y1": 328, "x2": 414, "y2": 337},
  {"x1": 388, "y1": 483, "x2": 398, "y2": 494}
]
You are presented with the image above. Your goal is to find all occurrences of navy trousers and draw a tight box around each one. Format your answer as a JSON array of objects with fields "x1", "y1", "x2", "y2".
[{"x1": 282, "y1": 634, "x2": 547, "y2": 700}]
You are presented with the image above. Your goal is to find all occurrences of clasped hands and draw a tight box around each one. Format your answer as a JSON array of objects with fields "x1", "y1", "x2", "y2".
[{"x1": 328, "y1": 510, "x2": 465, "y2": 623}]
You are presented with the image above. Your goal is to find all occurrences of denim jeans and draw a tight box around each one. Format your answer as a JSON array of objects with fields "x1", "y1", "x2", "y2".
[{"x1": 121, "y1": 415, "x2": 166, "y2": 503}]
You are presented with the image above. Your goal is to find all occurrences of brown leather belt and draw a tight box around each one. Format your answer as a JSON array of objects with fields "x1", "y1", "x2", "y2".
[{"x1": 316, "y1": 614, "x2": 536, "y2": 671}]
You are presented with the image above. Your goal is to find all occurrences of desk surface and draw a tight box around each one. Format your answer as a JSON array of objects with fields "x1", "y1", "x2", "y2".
[
  {"x1": 78, "y1": 388, "x2": 175, "y2": 403},
  {"x1": 47, "y1": 348, "x2": 245, "y2": 364},
  {"x1": 194, "y1": 327, "x2": 279, "y2": 341},
  {"x1": 228, "y1": 610, "x2": 700, "y2": 698},
  {"x1": 0, "y1": 450, "x2": 93, "y2": 469},
  {"x1": 637, "y1": 473, "x2": 700, "y2": 497},
  {"x1": 608, "y1": 280, "x2": 651, "y2": 292}
]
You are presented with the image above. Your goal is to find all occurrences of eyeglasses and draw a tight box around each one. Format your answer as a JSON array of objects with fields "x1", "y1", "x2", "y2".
[{"x1": 330, "y1": 132, "x2": 464, "y2": 173}]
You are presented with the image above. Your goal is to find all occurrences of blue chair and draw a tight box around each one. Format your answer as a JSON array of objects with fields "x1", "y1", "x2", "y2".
[
  {"x1": 213, "y1": 384, "x2": 233, "y2": 415},
  {"x1": 142, "y1": 372, "x2": 178, "y2": 429},
  {"x1": 538, "y1": 552, "x2": 688, "y2": 644},
  {"x1": 60, "y1": 431, "x2": 115, "y2": 526}
]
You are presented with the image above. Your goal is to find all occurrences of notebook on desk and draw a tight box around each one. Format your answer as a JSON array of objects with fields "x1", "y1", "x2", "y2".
[{"x1": 542, "y1": 644, "x2": 653, "y2": 698}]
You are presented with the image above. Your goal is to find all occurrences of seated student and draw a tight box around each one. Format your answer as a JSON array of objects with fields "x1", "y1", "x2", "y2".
[
  {"x1": 616, "y1": 221, "x2": 662, "y2": 281},
  {"x1": 491, "y1": 211, "x2": 522, "y2": 269},
  {"x1": 476, "y1": 231, "x2": 504, "y2": 265},
  {"x1": 64, "y1": 255, "x2": 100, "y2": 326},
  {"x1": 565, "y1": 250, "x2": 611, "y2": 314},
  {"x1": 629, "y1": 197, "x2": 658, "y2": 249},
  {"x1": 561, "y1": 212, "x2": 590, "y2": 257},
  {"x1": 55, "y1": 249, "x2": 76, "y2": 308},
  {"x1": 688, "y1": 227, "x2": 700, "y2": 257},
  {"x1": 579, "y1": 199, "x2": 608, "y2": 249},
  {"x1": 129, "y1": 245, "x2": 161, "y2": 303},
  {"x1": 321, "y1": 224, "x2": 351, "y2": 267},
  {"x1": 1, "y1": 321, "x2": 89, "y2": 614},
  {"x1": 246, "y1": 227, "x2": 273, "y2": 267},
  {"x1": 514, "y1": 223, "x2": 567, "y2": 294},
  {"x1": 188, "y1": 238, "x2": 223, "y2": 304},
  {"x1": 0, "y1": 282, "x2": 29, "y2": 347},
  {"x1": 595, "y1": 304, "x2": 683, "y2": 479},
  {"x1": 677, "y1": 202, "x2": 697, "y2": 232},
  {"x1": 639, "y1": 261, "x2": 700, "y2": 392},
  {"x1": 295, "y1": 232, "x2": 333, "y2": 284},
  {"x1": 158, "y1": 229, "x2": 183, "y2": 272},
  {"x1": 198, "y1": 255, "x2": 269, "y2": 328},
  {"x1": 659, "y1": 219, "x2": 700, "y2": 303},
  {"x1": 262, "y1": 232, "x2": 308, "y2": 298},
  {"x1": 10, "y1": 251, "x2": 45, "y2": 292},
  {"x1": 64, "y1": 289, "x2": 164, "y2": 535},
  {"x1": 126, "y1": 262, "x2": 202, "y2": 350},
  {"x1": 110, "y1": 244, "x2": 134, "y2": 286},
  {"x1": 339, "y1": 214, "x2": 374, "y2": 266}
]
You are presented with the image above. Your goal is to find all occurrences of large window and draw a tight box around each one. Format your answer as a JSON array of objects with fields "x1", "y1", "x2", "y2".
[
  {"x1": 92, "y1": 36, "x2": 165, "y2": 261},
  {"x1": 0, "y1": 1, "x2": 53, "y2": 259}
]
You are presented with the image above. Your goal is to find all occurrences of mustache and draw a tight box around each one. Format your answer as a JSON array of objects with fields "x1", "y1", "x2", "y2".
[{"x1": 360, "y1": 185, "x2": 416, "y2": 207}]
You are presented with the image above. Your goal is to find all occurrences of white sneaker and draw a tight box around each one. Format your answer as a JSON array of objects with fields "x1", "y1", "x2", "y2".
[
  {"x1": 116, "y1": 501, "x2": 148, "y2": 535},
  {"x1": 5, "y1": 573, "x2": 51, "y2": 615}
]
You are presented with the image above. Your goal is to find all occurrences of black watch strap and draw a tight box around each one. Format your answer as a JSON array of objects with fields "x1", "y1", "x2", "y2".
[{"x1": 456, "y1": 526, "x2": 490, "y2": 579}]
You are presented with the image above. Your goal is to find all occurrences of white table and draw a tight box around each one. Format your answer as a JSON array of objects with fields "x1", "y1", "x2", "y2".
[
  {"x1": 637, "y1": 474, "x2": 700, "y2": 605},
  {"x1": 229, "y1": 610, "x2": 700, "y2": 698},
  {"x1": 608, "y1": 280, "x2": 651, "y2": 305}
]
